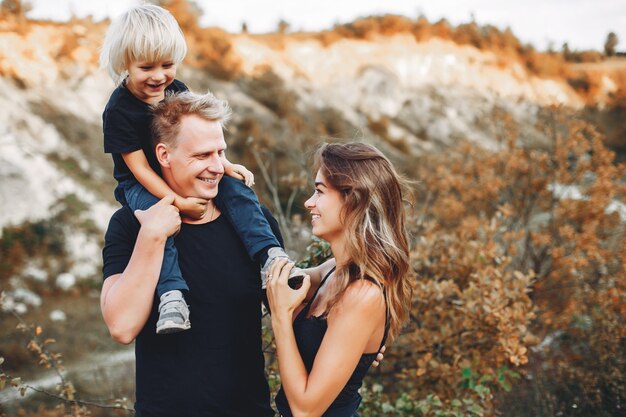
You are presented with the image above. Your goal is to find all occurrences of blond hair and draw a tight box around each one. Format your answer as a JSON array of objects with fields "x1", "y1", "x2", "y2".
[
  {"x1": 100, "y1": 4, "x2": 187, "y2": 85},
  {"x1": 315, "y1": 142, "x2": 413, "y2": 340},
  {"x1": 151, "y1": 90, "x2": 232, "y2": 148}
]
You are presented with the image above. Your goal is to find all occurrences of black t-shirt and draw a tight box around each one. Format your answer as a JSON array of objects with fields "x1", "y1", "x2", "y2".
[
  {"x1": 102, "y1": 79, "x2": 188, "y2": 186},
  {"x1": 102, "y1": 206, "x2": 276, "y2": 417}
]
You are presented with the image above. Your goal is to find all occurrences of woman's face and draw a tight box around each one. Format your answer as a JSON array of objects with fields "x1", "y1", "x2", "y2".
[{"x1": 304, "y1": 170, "x2": 345, "y2": 243}]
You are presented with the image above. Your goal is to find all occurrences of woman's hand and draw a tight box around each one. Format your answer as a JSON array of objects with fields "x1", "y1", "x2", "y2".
[{"x1": 266, "y1": 258, "x2": 311, "y2": 321}]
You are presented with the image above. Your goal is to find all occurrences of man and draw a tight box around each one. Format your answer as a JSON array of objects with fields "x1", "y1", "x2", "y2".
[{"x1": 100, "y1": 90, "x2": 275, "y2": 417}]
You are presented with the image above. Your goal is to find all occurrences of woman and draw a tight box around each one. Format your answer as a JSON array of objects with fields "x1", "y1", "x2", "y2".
[{"x1": 266, "y1": 142, "x2": 414, "y2": 417}]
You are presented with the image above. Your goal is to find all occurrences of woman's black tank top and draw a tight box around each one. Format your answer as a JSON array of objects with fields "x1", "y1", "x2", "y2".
[{"x1": 275, "y1": 267, "x2": 389, "y2": 417}]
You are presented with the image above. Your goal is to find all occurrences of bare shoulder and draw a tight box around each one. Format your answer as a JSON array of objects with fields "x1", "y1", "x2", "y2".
[{"x1": 339, "y1": 278, "x2": 385, "y2": 313}]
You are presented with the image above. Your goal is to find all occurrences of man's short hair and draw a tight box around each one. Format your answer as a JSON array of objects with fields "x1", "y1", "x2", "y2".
[
  {"x1": 151, "y1": 90, "x2": 233, "y2": 148},
  {"x1": 100, "y1": 4, "x2": 187, "y2": 85}
]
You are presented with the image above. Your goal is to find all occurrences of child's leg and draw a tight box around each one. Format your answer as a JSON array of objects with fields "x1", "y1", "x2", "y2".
[
  {"x1": 215, "y1": 177, "x2": 304, "y2": 289},
  {"x1": 214, "y1": 176, "x2": 281, "y2": 260},
  {"x1": 124, "y1": 182, "x2": 189, "y2": 297}
]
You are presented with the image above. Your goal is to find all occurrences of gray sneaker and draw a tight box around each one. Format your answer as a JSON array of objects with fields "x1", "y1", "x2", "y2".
[
  {"x1": 156, "y1": 290, "x2": 191, "y2": 334},
  {"x1": 260, "y1": 247, "x2": 306, "y2": 289}
]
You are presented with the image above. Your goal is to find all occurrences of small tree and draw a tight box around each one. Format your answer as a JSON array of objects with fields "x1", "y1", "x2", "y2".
[
  {"x1": 604, "y1": 31, "x2": 618, "y2": 57},
  {"x1": 158, "y1": 0, "x2": 202, "y2": 33},
  {"x1": 562, "y1": 42, "x2": 571, "y2": 60},
  {"x1": 0, "y1": 0, "x2": 31, "y2": 16},
  {"x1": 277, "y1": 19, "x2": 290, "y2": 34},
  {"x1": 0, "y1": 0, "x2": 31, "y2": 31}
]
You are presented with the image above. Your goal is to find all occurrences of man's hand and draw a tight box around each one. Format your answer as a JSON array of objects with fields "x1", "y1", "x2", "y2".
[
  {"x1": 134, "y1": 195, "x2": 181, "y2": 239},
  {"x1": 176, "y1": 196, "x2": 209, "y2": 220},
  {"x1": 224, "y1": 161, "x2": 255, "y2": 187}
]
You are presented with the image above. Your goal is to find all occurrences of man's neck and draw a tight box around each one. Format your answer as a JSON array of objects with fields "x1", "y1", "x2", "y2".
[{"x1": 182, "y1": 201, "x2": 220, "y2": 225}]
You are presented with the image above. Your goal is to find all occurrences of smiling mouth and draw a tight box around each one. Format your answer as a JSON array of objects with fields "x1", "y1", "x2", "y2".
[
  {"x1": 198, "y1": 177, "x2": 218, "y2": 184},
  {"x1": 146, "y1": 82, "x2": 165, "y2": 89}
]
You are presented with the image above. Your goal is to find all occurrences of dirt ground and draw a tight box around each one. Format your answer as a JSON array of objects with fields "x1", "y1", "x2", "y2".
[{"x1": 0, "y1": 286, "x2": 134, "y2": 415}]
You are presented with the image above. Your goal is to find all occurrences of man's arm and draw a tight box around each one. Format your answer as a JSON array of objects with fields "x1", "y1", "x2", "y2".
[{"x1": 100, "y1": 195, "x2": 181, "y2": 344}]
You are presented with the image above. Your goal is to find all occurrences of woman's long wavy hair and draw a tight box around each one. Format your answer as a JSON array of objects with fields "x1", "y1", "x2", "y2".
[{"x1": 315, "y1": 142, "x2": 413, "y2": 340}]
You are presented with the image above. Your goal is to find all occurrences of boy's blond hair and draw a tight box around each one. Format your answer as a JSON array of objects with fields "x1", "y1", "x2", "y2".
[{"x1": 100, "y1": 4, "x2": 187, "y2": 85}]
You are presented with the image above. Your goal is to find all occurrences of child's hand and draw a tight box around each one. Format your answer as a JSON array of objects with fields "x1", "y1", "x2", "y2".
[
  {"x1": 177, "y1": 197, "x2": 209, "y2": 220},
  {"x1": 224, "y1": 162, "x2": 255, "y2": 187}
]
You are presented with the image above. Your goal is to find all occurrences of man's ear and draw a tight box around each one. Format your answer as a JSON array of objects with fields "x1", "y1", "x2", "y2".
[{"x1": 155, "y1": 143, "x2": 171, "y2": 168}]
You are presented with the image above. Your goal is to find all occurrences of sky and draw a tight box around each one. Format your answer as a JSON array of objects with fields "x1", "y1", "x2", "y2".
[{"x1": 26, "y1": 0, "x2": 626, "y2": 52}]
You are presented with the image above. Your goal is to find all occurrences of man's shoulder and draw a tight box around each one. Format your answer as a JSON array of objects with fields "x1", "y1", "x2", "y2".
[
  {"x1": 102, "y1": 206, "x2": 139, "y2": 280},
  {"x1": 105, "y1": 205, "x2": 140, "y2": 238},
  {"x1": 110, "y1": 204, "x2": 135, "y2": 219}
]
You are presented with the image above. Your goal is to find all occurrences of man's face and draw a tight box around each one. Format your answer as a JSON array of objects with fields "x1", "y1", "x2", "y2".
[{"x1": 161, "y1": 115, "x2": 226, "y2": 201}]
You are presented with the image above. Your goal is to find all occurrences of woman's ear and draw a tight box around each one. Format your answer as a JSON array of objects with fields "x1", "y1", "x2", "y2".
[{"x1": 155, "y1": 143, "x2": 170, "y2": 168}]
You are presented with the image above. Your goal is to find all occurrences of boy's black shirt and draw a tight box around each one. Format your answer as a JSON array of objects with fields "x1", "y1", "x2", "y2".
[{"x1": 102, "y1": 79, "x2": 188, "y2": 201}]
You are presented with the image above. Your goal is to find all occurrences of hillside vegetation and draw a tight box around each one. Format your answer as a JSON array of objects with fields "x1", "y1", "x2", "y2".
[{"x1": 0, "y1": 1, "x2": 624, "y2": 416}]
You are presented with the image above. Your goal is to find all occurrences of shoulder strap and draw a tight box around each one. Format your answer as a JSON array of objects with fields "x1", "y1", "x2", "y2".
[
  {"x1": 379, "y1": 286, "x2": 390, "y2": 350},
  {"x1": 303, "y1": 266, "x2": 336, "y2": 315}
]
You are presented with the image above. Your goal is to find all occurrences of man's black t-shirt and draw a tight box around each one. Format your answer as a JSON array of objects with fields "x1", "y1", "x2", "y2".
[
  {"x1": 102, "y1": 79, "x2": 188, "y2": 188},
  {"x1": 102, "y1": 206, "x2": 275, "y2": 417}
]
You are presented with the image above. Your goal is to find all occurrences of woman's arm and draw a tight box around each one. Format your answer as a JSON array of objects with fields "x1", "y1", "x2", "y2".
[
  {"x1": 267, "y1": 259, "x2": 385, "y2": 417},
  {"x1": 122, "y1": 150, "x2": 208, "y2": 219},
  {"x1": 100, "y1": 196, "x2": 181, "y2": 344}
]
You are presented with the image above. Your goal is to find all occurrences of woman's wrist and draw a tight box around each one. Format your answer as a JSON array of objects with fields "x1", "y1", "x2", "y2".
[{"x1": 271, "y1": 309, "x2": 293, "y2": 328}]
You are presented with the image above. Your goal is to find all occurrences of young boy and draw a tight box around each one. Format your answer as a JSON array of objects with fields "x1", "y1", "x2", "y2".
[{"x1": 100, "y1": 4, "x2": 301, "y2": 334}]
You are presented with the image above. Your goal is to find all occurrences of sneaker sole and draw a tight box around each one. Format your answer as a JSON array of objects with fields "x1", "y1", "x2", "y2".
[{"x1": 156, "y1": 320, "x2": 191, "y2": 334}]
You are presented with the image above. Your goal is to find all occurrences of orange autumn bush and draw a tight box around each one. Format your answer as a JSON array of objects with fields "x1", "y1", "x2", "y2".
[
  {"x1": 371, "y1": 114, "x2": 626, "y2": 416},
  {"x1": 160, "y1": 0, "x2": 243, "y2": 79}
]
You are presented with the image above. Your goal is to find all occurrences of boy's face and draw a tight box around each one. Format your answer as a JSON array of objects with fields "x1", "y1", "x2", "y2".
[{"x1": 126, "y1": 59, "x2": 177, "y2": 104}]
